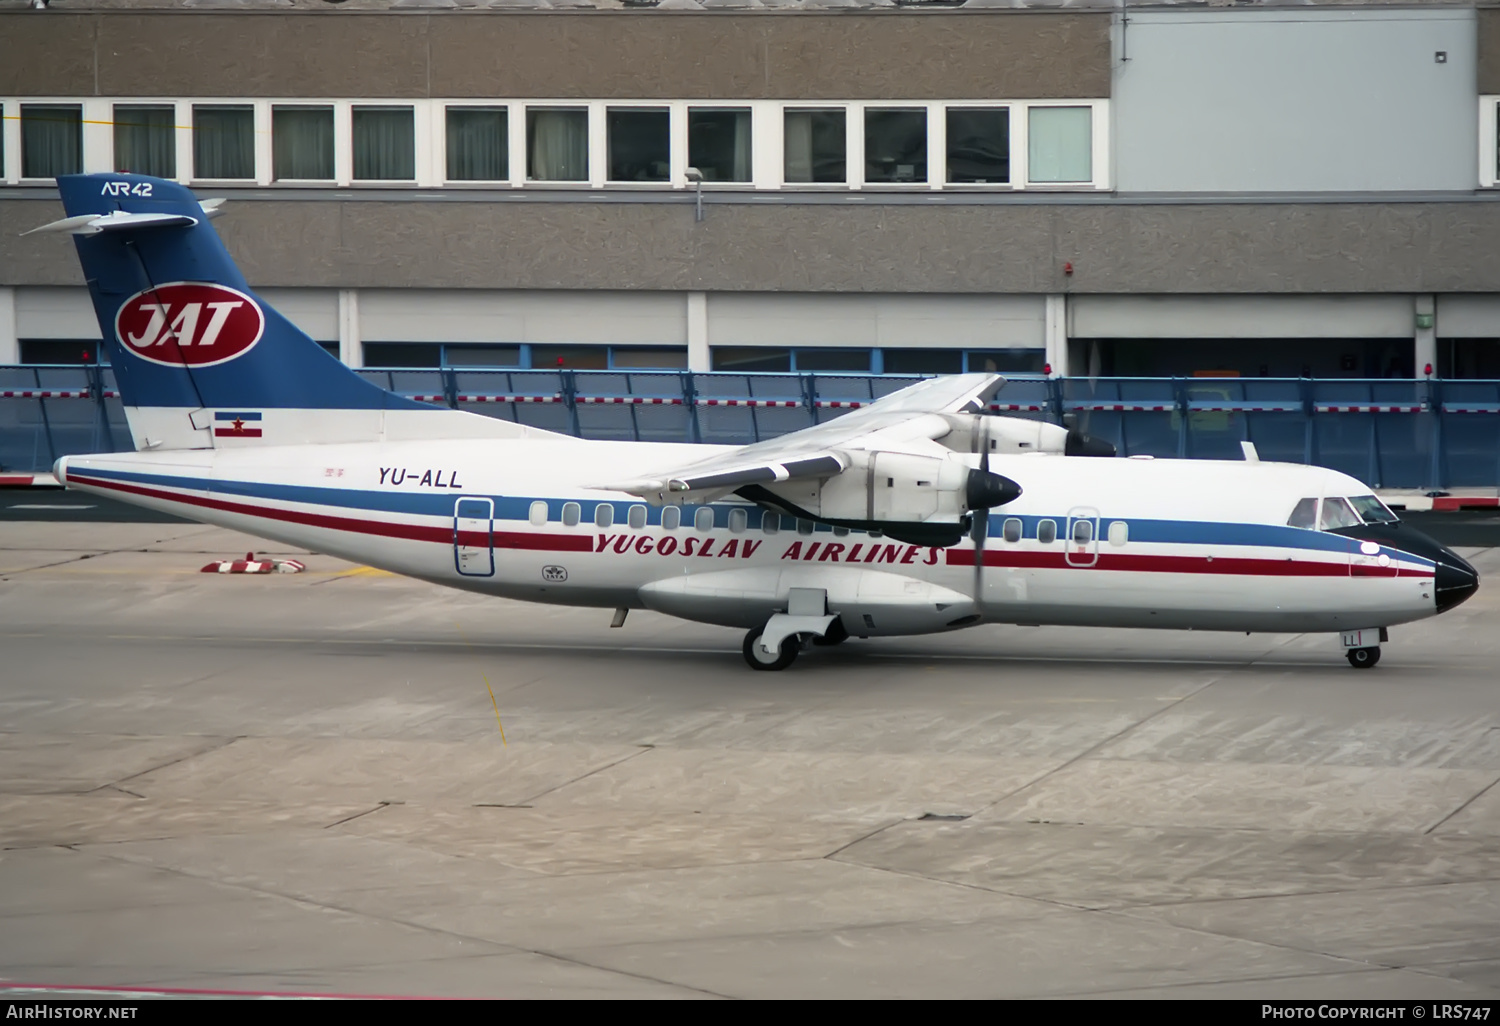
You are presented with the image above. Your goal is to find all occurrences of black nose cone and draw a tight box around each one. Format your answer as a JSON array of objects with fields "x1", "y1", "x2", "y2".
[
  {"x1": 965, "y1": 469, "x2": 1022, "y2": 511},
  {"x1": 1435, "y1": 548, "x2": 1480, "y2": 613}
]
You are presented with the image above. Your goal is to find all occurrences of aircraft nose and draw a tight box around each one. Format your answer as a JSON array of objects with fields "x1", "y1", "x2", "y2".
[{"x1": 1434, "y1": 546, "x2": 1479, "y2": 614}]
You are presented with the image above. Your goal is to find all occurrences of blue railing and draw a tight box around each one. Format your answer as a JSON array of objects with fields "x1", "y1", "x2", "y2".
[{"x1": 4, "y1": 366, "x2": 1499, "y2": 489}]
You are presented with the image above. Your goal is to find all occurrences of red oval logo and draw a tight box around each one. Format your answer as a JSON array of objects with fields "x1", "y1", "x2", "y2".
[{"x1": 114, "y1": 282, "x2": 265, "y2": 368}]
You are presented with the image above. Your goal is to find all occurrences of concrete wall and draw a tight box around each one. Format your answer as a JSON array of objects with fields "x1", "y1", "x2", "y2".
[
  {"x1": 7, "y1": 192, "x2": 1500, "y2": 296},
  {"x1": 1070, "y1": 295, "x2": 1417, "y2": 339},
  {"x1": 706, "y1": 293, "x2": 1044, "y2": 349},
  {"x1": 0, "y1": 11, "x2": 1111, "y2": 101},
  {"x1": 1113, "y1": 7, "x2": 1479, "y2": 193}
]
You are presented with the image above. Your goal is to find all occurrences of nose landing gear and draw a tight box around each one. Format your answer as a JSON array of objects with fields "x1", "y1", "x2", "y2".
[{"x1": 1341, "y1": 627, "x2": 1388, "y2": 670}]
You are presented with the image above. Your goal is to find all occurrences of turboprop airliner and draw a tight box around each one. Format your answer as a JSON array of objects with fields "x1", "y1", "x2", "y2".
[{"x1": 31, "y1": 173, "x2": 1478, "y2": 670}]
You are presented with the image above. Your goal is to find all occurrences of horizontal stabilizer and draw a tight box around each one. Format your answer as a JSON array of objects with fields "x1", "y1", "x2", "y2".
[{"x1": 22, "y1": 210, "x2": 199, "y2": 237}]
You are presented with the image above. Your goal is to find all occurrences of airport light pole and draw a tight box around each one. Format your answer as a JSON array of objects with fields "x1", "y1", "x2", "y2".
[{"x1": 686, "y1": 166, "x2": 704, "y2": 223}]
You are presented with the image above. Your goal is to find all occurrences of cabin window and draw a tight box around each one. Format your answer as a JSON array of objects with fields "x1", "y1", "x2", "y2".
[
  {"x1": 695, "y1": 507, "x2": 715, "y2": 532},
  {"x1": 798, "y1": 519, "x2": 815, "y2": 535},
  {"x1": 1348, "y1": 495, "x2": 1399, "y2": 524},
  {"x1": 562, "y1": 501, "x2": 581, "y2": 527},
  {"x1": 729, "y1": 508, "x2": 748, "y2": 533},
  {"x1": 528, "y1": 500, "x2": 548, "y2": 526},
  {"x1": 1319, "y1": 496, "x2": 1361, "y2": 531},
  {"x1": 1108, "y1": 520, "x2": 1129, "y2": 546},
  {"x1": 595, "y1": 504, "x2": 615, "y2": 528},
  {"x1": 661, "y1": 505, "x2": 681, "y2": 530},
  {"x1": 1072, "y1": 520, "x2": 1093, "y2": 545},
  {"x1": 1287, "y1": 497, "x2": 1319, "y2": 530},
  {"x1": 832, "y1": 525, "x2": 849, "y2": 537},
  {"x1": 1037, "y1": 519, "x2": 1057, "y2": 544},
  {"x1": 1002, "y1": 518, "x2": 1022, "y2": 543},
  {"x1": 628, "y1": 504, "x2": 648, "y2": 530},
  {"x1": 762, "y1": 513, "x2": 780, "y2": 535}
]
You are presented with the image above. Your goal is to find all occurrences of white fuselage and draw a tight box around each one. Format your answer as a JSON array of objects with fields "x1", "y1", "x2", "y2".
[{"x1": 57, "y1": 436, "x2": 1441, "y2": 639}]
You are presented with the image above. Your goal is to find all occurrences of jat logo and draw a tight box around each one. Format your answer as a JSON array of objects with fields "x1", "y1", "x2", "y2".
[{"x1": 114, "y1": 283, "x2": 265, "y2": 368}]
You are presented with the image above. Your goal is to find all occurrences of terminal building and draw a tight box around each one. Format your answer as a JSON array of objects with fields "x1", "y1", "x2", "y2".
[{"x1": 1, "y1": 0, "x2": 1499, "y2": 486}]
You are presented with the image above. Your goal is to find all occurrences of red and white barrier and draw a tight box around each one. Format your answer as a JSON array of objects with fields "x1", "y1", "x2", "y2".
[{"x1": 200, "y1": 553, "x2": 306, "y2": 574}]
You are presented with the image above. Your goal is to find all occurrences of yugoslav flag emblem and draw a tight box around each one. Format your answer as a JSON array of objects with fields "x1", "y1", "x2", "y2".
[
  {"x1": 114, "y1": 282, "x2": 265, "y2": 368},
  {"x1": 214, "y1": 411, "x2": 262, "y2": 438}
]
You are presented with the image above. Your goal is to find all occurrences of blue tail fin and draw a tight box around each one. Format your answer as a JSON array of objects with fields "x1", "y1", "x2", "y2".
[{"x1": 48, "y1": 173, "x2": 530, "y2": 449}]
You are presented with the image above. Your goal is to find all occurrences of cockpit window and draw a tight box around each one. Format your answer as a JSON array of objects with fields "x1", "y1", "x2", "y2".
[
  {"x1": 1348, "y1": 494, "x2": 1399, "y2": 524},
  {"x1": 1287, "y1": 497, "x2": 1319, "y2": 530},
  {"x1": 1319, "y1": 496, "x2": 1362, "y2": 531}
]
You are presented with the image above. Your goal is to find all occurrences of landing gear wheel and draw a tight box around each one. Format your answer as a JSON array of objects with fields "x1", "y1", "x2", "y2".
[
  {"x1": 744, "y1": 626, "x2": 799, "y2": 671},
  {"x1": 1347, "y1": 646, "x2": 1381, "y2": 669}
]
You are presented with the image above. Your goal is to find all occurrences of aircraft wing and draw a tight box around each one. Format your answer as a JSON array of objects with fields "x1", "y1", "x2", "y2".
[{"x1": 602, "y1": 373, "x2": 1005, "y2": 502}]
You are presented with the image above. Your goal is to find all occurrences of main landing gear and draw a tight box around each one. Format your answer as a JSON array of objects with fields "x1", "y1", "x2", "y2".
[
  {"x1": 743, "y1": 589, "x2": 840, "y2": 671},
  {"x1": 1341, "y1": 627, "x2": 1388, "y2": 670}
]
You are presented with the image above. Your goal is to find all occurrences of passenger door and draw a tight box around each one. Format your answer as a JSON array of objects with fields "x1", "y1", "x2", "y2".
[
  {"x1": 454, "y1": 497, "x2": 495, "y2": 577},
  {"x1": 1064, "y1": 507, "x2": 1100, "y2": 568}
]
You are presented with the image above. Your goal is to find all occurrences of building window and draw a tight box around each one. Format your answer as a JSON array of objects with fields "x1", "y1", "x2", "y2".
[
  {"x1": 947, "y1": 107, "x2": 1008, "y2": 184},
  {"x1": 193, "y1": 104, "x2": 254, "y2": 180},
  {"x1": 784, "y1": 108, "x2": 845, "y2": 183},
  {"x1": 610, "y1": 347, "x2": 689, "y2": 370},
  {"x1": 532, "y1": 345, "x2": 609, "y2": 370},
  {"x1": 967, "y1": 350, "x2": 1046, "y2": 374},
  {"x1": 1028, "y1": 106, "x2": 1091, "y2": 184},
  {"x1": 865, "y1": 108, "x2": 927, "y2": 184},
  {"x1": 113, "y1": 104, "x2": 176, "y2": 178},
  {"x1": 446, "y1": 106, "x2": 508, "y2": 182},
  {"x1": 444, "y1": 345, "x2": 521, "y2": 367},
  {"x1": 527, "y1": 107, "x2": 588, "y2": 182},
  {"x1": 607, "y1": 107, "x2": 669, "y2": 183},
  {"x1": 353, "y1": 106, "x2": 414, "y2": 181},
  {"x1": 363, "y1": 342, "x2": 441, "y2": 368},
  {"x1": 19, "y1": 339, "x2": 103, "y2": 365},
  {"x1": 884, "y1": 349, "x2": 963, "y2": 375},
  {"x1": 689, "y1": 107, "x2": 752, "y2": 183},
  {"x1": 712, "y1": 348, "x2": 791, "y2": 373},
  {"x1": 21, "y1": 104, "x2": 81, "y2": 179},
  {"x1": 273, "y1": 105, "x2": 334, "y2": 181},
  {"x1": 796, "y1": 348, "x2": 872, "y2": 373}
]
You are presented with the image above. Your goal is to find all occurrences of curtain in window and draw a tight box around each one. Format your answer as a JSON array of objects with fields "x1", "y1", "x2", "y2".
[
  {"x1": 783, "y1": 110, "x2": 844, "y2": 184},
  {"x1": 273, "y1": 106, "x2": 334, "y2": 181},
  {"x1": 527, "y1": 109, "x2": 587, "y2": 181},
  {"x1": 784, "y1": 112, "x2": 813, "y2": 183},
  {"x1": 1028, "y1": 106, "x2": 1092, "y2": 183},
  {"x1": 446, "y1": 107, "x2": 507, "y2": 181},
  {"x1": 353, "y1": 106, "x2": 414, "y2": 181},
  {"x1": 21, "y1": 104, "x2": 81, "y2": 179},
  {"x1": 113, "y1": 105, "x2": 176, "y2": 178},
  {"x1": 193, "y1": 105, "x2": 254, "y2": 180}
]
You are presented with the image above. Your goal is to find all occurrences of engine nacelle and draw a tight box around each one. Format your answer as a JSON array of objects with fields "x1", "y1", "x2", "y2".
[
  {"x1": 744, "y1": 450, "x2": 1020, "y2": 547},
  {"x1": 941, "y1": 414, "x2": 1071, "y2": 455}
]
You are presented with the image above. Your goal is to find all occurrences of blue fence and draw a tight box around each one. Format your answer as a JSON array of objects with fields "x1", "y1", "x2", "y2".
[{"x1": 4, "y1": 365, "x2": 1499, "y2": 489}]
